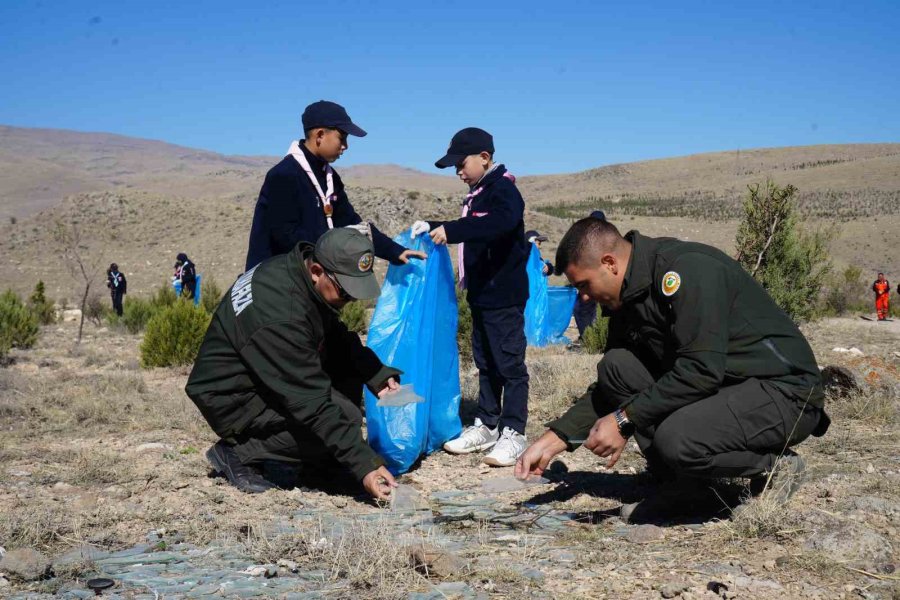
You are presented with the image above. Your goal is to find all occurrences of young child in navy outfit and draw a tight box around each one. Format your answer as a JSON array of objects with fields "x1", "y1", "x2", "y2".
[{"x1": 410, "y1": 127, "x2": 530, "y2": 466}]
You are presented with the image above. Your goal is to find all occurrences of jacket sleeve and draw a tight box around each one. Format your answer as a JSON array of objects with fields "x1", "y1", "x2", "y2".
[
  {"x1": 327, "y1": 318, "x2": 403, "y2": 392},
  {"x1": 265, "y1": 172, "x2": 321, "y2": 254},
  {"x1": 238, "y1": 320, "x2": 385, "y2": 481},
  {"x1": 331, "y1": 180, "x2": 406, "y2": 264},
  {"x1": 620, "y1": 255, "x2": 731, "y2": 429},
  {"x1": 441, "y1": 184, "x2": 524, "y2": 244}
]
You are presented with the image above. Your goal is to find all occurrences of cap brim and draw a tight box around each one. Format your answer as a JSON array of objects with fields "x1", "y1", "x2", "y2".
[
  {"x1": 535, "y1": 235, "x2": 549, "y2": 242},
  {"x1": 336, "y1": 271, "x2": 381, "y2": 301},
  {"x1": 434, "y1": 153, "x2": 465, "y2": 169},
  {"x1": 338, "y1": 122, "x2": 367, "y2": 137}
]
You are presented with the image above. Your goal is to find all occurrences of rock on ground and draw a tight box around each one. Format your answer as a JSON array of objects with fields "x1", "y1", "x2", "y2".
[{"x1": 0, "y1": 548, "x2": 51, "y2": 581}]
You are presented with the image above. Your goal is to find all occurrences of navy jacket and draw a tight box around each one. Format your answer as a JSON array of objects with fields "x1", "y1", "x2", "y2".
[
  {"x1": 245, "y1": 144, "x2": 406, "y2": 270},
  {"x1": 429, "y1": 165, "x2": 529, "y2": 309}
]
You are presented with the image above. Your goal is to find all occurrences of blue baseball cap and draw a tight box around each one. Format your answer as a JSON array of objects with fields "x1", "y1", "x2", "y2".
[{"x1": 301, "y1": 101, "x2": 367, "y2": 137}]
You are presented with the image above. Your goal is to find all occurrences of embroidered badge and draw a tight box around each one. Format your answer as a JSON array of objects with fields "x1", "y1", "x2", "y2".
[
  {"x1": 661, "y1": 271, "x2": 681, "y2": 296},
  {"x1": 358, "y1": 252, "x2": 374, "y2": 272}
]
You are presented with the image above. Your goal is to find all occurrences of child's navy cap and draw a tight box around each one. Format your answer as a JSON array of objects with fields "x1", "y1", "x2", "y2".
[
  {"x1": 525, "y1": 230, "x2": 548, "y2": 243},
  {"x1": 302, "y1": 100, "x2": 367, "y2": 137},
  {"x1": 435, "y1": 127, "x2": 494, "y2": 169}
]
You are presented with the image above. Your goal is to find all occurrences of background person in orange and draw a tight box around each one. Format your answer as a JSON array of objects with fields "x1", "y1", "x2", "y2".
[{"x1": 873, "y1": 272, "x2": 891, "y2": 321}]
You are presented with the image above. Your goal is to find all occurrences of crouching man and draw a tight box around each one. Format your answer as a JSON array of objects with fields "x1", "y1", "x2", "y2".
[
  {"x1": 186, "y1": 229, "x2": 399, "y2": 500},
  {"x1": 515, "y1": 216, "x2": 830, "y2": 521}
]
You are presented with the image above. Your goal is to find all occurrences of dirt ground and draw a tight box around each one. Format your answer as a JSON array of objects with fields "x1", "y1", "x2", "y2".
[{"x1": 0, "y1": 316, "x2": 898, "y2": 599}]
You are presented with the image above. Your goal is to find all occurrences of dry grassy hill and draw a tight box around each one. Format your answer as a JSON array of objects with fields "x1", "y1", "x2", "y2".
[{"x1": 1, "y1": 126, "x2": 898, "y2": 302}]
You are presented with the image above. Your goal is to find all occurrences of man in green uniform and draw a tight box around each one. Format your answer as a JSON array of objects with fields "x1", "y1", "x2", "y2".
[
  {"x1": 186, "y1": 228, "x2": 400, "y2": 500},
  {"x1": 515, "y1": 216, "x2": 829, "y2": 521}
]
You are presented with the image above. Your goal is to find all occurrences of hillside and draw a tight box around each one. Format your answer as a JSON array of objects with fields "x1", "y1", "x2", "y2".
[{"x1": 0, "y1": 126, "x2": 898, "y2": 301}]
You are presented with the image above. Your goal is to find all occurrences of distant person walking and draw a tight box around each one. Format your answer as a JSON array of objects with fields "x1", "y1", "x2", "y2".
[
  {"x1": 873, "y1": 272, "x2": 891, "y2": 321},
  {"x1": 106, "y1": 263, "x2": 126, "y2": 316},
  {"x1": 244, "y1": 100, "x2": 425, "y2": 270},
  {"x1": 175, "y1": 253, "x2": 197, "y2": 299},
  {"x1": 525, "y1": 230, "x2": 554, "y2": 276}
]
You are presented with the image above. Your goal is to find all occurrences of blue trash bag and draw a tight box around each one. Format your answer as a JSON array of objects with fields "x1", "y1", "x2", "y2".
[
  {"x1": 172, "y1": 274, "x2": 202, "y2": 306},
  {"x1": 364, "y1": 231, "x2": 462, "y2": 474},
  {"x1": 524, "y1": 244, "x2": 550, "y2": 346},
  {"x1": 525, "y1": 244, "x2": 577, "y2": 346},
  {"x1": 546, "y1": 286, "x2": 577, "y2": 344}
]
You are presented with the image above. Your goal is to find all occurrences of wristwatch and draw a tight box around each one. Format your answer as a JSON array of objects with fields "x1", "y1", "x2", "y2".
[{"x1": 613, "y1": 409, "x2": 636, "y2": 438}]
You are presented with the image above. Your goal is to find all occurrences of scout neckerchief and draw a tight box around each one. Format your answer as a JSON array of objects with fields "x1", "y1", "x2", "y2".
[
  {"x1": 288, "y1": 140, "x2": 336, "y2": 229},
  {"x1": 457, "y1": 164, "x2": 516, "y2": 288}
]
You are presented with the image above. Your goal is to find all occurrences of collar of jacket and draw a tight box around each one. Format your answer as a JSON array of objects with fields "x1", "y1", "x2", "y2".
[
  {"x1": 469, "y1": 163, "x2": 508, "y2": 192},
  {"x1": 286, "y1": 242, "x2": 340, "y2": 316},
  {"x1": 619, "y1": 230, "x2": 657, "y2": 305},
  {"x1": 297, "y1": 141, "x2": 329, "y2": 174}
]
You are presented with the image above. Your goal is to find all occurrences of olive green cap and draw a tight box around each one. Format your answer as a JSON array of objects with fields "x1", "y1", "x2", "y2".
[{"x1": 314, "y1": 229, "x2": 380, "y2": 300}]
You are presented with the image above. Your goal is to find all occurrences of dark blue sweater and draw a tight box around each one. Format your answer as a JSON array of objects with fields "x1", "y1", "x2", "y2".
[
  {"x1": 430, "y1": 165, "x2": 529, "y2": 309},
  {"x1": 245, "y1": 145, "x2": 405, "y2": 270}
]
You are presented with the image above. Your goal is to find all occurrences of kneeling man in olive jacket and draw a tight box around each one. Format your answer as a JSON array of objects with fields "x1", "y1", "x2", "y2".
[{"x1": 186, "y1": 228, "x2": 400, "y2": 500}]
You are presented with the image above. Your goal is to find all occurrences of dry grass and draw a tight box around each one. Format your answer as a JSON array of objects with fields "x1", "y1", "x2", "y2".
[{"x1": 243, "y1": 516, "x2": 431, "y2": 598}]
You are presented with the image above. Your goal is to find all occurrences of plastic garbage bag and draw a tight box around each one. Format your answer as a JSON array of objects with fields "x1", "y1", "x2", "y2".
[
  {"x1": 524, "y1": 245, "x2": 577, "y2": 346},
  {"x1": 172, "y1": 273, "x2": 202, "y2": 307},
  {"x1": 365, "y1": 231, "x2": 462, "y2": 474}
]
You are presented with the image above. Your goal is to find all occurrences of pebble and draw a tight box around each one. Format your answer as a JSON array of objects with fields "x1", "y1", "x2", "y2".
[
  {"x1": 134, "y1": 442, "x2": 171, "y2": 452},
  {"x1": 626, "y1": 524, "x2": 665, "y2": 544}
]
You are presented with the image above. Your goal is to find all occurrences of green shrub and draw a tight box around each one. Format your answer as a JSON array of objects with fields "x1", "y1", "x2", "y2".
[
  {"x1": 456, "y1": 287, "x2": 473, "y2": 366},
  {"x1": 735, "y1": 181, "x2": 832, "y2": 322},
  {"x1": 201, "y1": 277, "x2": 224, "y2": 314},
  {"x1": 151, "y1": 283, "x2": 178, "y2": 309},
  {"x1": 822, "y1": 266, "x2": 869, "y2": 316},
  {"x1": 339, "y1": 301, "x2": 369, "y2": 334},
  {"x1": 28, "y1": 281, "x2": 57, "y2": 325},
  {"x1": 140, "y1": 300, "x2": 212, "y2": 368},
  {"x1": 1, "y1": 290, "x2": 40, "y2": 359},
  {"x1": 581, "y1": 315, "x2": 609, "y2": 354},
  {"x1": 118, "y1": 297, "x2": 157, "y2": 334}
]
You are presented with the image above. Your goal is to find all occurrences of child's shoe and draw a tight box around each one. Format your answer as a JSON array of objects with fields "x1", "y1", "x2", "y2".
[
  {"x1": 443, "y1": 418, "x2": 499, "y2": 454},
  {"x1": 482, "y1": 427, "x2": 527, "y2": 467}
]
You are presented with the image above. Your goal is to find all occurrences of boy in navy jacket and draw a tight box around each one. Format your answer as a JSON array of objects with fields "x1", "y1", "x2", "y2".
[
  {"x1": 245, "y1": 101, "x2": 425, "y2": 270},
  {"x1": 411, "y1": 128, "x2": 530, "y2": 466}
]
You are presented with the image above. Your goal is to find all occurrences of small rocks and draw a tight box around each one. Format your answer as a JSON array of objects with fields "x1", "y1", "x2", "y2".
[
  {"x1": 0, "y1": 548, "x2": 51, "y2": 581},
  {"x1": 626, "y1": 524, "x2": 665, "y2": 544}
]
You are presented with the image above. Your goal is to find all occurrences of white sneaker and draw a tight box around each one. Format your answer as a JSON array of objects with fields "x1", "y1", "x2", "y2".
[
  {"x1": 482, "y1": 428, "x2": 527, "y2": 467},
  {"x1": 443, "y1": 418, "x2": 499, "y2": 454}
]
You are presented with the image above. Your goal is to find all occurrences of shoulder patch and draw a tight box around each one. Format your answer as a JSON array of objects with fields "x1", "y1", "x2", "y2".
[{"x1": 661, "y1": 271, "x2": 681, "y2": 297}]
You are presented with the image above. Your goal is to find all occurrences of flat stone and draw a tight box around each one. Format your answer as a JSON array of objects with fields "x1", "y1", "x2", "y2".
[
  {"x1": 626, "y1": 524, "x2": 665, "y2": 544},
  {"x1": 407, "y1": 545, "x2": 467, "y2": 578},
  {"x1": 54, "y1": 544, "x2": 111, "y2": 567},
  {"x1": 658, "y1": 580, "x2": 689, "y2": 598},
  {"x1": 0, "y1": 548, "x2": 51, "y2": 581},
  {"x1": 804, "y1": 523, "x2": 894, "y2": 569},
  {"x1": 134, "y1": 443, "x2": 171, "y2": 452}
]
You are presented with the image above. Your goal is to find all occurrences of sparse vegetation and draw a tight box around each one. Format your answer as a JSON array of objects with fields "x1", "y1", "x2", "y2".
[
  {"x1": 140, "y1": 299, "x2": 212, "y2": 368},
  {"x1": 822, "y1": 265, "x2": 869, "y2": 316},
  {"x1": 200, "y1": 276, "x2": 224, "y2": 314},
  {"x1": 735, "y1": 181, "x2": 832, "y2": 322}
]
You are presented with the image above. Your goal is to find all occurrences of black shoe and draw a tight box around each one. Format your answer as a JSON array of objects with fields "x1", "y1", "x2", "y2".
[
  {"x1": 620, "y1": 479, "x2": 729, "y2": 524},
  {"x1": 206, "y1": 441, "x2": 277, "y2": 494}
]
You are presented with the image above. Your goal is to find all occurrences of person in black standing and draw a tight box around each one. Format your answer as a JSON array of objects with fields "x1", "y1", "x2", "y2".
[
  {"x1": 107, "y1": 263, "x2": 126, "y2": 316},
  {"x1": 175, "y1": 253, "x2": 197, "y2": 299},
  {"x1": 245, "y1": 100, "x2": 425, "y2": 270}
]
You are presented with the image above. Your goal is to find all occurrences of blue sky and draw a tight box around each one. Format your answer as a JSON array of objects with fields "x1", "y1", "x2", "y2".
[{"x1": 1, "y1": 1, "x2": 898, "y2": 174}]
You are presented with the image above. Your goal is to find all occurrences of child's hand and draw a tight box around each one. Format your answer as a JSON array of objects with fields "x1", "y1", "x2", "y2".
[{"x1": 430, "y1": 226, "x2": 448, "y2": 245}]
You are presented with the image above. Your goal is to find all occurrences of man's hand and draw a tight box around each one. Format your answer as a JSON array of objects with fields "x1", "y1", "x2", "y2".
[
  {"x1": 398, "y1": 249, "x2": 427, "y2": 264},
  {"x1": 583, "y1": 413, "x2": 627, "y2": 468},
  {"x1": 362, "y1": 466, "x2": 397, "y2": 500},
  {"x1": 376, "y1": 377, "x2": 400, "y2": 398},
  {"x1": 410, "y1": 221, "x2": 431, "y2": 237},
  {"x1": 429, "y1": 226, "x2": 448, "y2": 245},
  {"x1": 542, "y1": 263, "x2": 551, "y2": 275},
  {"x1": 515, "y1": 430, "x2": 568, "y2": 480}
]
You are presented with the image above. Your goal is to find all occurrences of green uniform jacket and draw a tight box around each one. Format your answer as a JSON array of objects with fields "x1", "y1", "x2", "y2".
[
  {"x1": 185, "y1": 242, "x2": 400, "y2": 482},
  {"x1": 550, "y1": 231, "x2": 824, "y2": 443}
]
